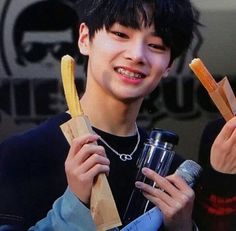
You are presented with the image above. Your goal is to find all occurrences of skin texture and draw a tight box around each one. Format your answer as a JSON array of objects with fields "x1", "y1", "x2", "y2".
[{"x1": 211, "y1": 117, "x2": 236, "y2": 174}]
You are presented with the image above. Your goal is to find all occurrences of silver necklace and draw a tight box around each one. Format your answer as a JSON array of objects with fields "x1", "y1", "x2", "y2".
[{"x1": 98, "y1": 124, "x2": 140, "y2": 161}]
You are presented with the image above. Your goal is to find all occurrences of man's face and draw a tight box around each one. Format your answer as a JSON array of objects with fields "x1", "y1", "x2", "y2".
[{"x1": 79, "y1": 22, "x2": 171, "y2": 102}]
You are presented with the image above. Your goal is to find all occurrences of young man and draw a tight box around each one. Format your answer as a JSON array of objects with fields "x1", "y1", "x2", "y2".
[{"x1": 0, "y1": 0, "x2": 200, "y2": 230}]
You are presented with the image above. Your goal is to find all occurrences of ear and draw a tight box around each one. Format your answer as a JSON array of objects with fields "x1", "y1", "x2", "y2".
[
  {"x1": 78, "y1": 23, "x2": 90, "y2": 55},
  {"x1": 162, "y1": 67, "x2": 171, "y2": 78}
]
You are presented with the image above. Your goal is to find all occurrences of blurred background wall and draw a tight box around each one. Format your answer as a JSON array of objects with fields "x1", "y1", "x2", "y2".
[{"x1": 0, "y1": 0, "x2": 236, "y2": 161}]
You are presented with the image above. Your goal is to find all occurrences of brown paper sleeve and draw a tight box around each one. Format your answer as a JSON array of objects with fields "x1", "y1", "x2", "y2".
[
  {"x1": 208, "y1": 77, "x2": 235, "y2": 121},
  {"x1": 60, "y1": 116, "x2": 122, "y2": 231},
  {"x1": 209, "y1": 90, "x2": 233, "y2": 121},
  {"x1": 218, "y1": 77, "x2": 236, "y2": 115}
]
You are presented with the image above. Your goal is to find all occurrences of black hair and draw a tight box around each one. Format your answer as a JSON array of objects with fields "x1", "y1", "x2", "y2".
[{"x1": 75, "y1": 0, "x2": 200, "y2": 70}]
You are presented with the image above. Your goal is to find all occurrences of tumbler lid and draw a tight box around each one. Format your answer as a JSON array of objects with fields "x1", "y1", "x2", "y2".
[{"x1": 150, "y1": 128, "x2": 179, "y2": 145}]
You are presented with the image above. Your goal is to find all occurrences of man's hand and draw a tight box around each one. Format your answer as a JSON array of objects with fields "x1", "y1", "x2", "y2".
[
  {"x1": 65, "y1": 134, "x2": 110, "y2": 204},
  {"x1": 135, "y1": 167, "x2": 194, "y2": 231},
  {"x1": 211, "y1": 117, "x2": 236, "y2": 174}
]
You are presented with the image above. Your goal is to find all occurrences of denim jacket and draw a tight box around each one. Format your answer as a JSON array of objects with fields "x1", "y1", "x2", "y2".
[{"x1": 0, "y1": 188, "x2": 97, "y2": 231}]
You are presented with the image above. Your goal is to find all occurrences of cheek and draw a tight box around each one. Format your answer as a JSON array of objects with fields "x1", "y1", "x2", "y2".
[
  {"x1": 144, "y1": 76, "x2": 162, "y2": 96},
  {"x1": 94, "y1": 34, "x2": 117, "y2": 52},
  {"x1": 91, "y1": 42, "x2": 114, "y2": 62},
  {"x1": 152, "y1": 56, "x2": 170, "y2": 75}
]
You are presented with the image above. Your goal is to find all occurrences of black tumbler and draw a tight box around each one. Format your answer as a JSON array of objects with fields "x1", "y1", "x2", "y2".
[{"x1": 123, "y1": 128, "x2": 179, "y2": 226}]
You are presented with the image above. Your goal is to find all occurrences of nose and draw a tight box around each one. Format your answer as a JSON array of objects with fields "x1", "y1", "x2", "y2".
[{"x1": 125, "y1": 40, "x2": 146, "y2": 64}]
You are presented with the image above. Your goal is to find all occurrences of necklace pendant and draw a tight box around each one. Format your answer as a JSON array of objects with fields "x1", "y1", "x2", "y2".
[
  {"x1": 120, "y1": 154, "x2": 132, "y2": 161},
  {"x1": 98, "y1": 123, "x2": 140, "y2": 162}
]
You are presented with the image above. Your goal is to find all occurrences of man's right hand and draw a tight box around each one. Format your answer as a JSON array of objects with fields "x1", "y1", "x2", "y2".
[{"x1": 65, "y1": 134, "x2": 110, "y2": 204}]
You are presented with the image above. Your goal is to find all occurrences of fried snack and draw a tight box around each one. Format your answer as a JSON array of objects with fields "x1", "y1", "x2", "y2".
[
  {"x1": 189, "y1": 58, "x2": 236, "y2": 121},
  {"x1": 189, "y1": 58, "x2": 218, "y2": 92},
  {"x1": 61, "y1": 55, "x2": 83, "y2": 117},
  {"x1": 60, "y1": 55, "x2": 121, "y2": 231}
]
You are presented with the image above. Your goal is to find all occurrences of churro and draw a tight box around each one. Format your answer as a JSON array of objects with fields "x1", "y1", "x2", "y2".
[
  {"x1": 61, "y1": 55, "x2": 83, "y2": 117},
  {"x1": 189, "y1": 58, "x2": 218, "y2": 92}
]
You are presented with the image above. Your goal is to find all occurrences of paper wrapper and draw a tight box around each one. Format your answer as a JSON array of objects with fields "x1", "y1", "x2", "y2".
[
  {"x1": 209, "y1": 77, "x2": 236, "y2": 121},
  {"x1": 60, "y1": 115, "x2": 122, "y2": 231}
]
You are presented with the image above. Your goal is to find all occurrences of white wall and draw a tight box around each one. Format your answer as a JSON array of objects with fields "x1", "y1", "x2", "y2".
[{"x1": 196, "y1": 1, "x2": 236, "y2": 75}]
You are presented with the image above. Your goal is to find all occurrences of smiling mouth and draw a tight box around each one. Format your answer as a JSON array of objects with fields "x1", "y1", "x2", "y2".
[{"x1": 115, "y1": 67, "x2": 145, "y2": 79}]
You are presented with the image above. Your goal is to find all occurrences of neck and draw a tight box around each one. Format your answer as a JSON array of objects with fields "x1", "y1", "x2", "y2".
[{"x1": 80, "y1": 93, "x2": 142, "y2": 136}]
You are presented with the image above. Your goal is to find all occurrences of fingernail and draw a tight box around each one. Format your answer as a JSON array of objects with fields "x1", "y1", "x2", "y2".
[
  {"x1": 142, "y1": 167, "x2": 149, "y2": 175},
  {"x1": 135, "y1": 182, "x2": 142, "y2": 189}
]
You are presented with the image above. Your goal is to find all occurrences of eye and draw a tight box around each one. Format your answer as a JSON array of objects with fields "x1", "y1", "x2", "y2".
[
  {"x1": 111, "y1": 31, "x2": 129, "y2": 39},
  {"x1": 149, "y1": 44, "x2": 167, "y2": 52}
]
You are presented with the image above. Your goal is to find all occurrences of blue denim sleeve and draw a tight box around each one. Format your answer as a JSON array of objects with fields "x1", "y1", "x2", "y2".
[{"x1": 28, "y1": 187, "x2": 97, "y2": 231}]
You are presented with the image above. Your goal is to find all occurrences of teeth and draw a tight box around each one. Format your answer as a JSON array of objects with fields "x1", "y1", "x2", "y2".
[{"x1": 117, "y1": 67, "x2": 143, "y2": 79}]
